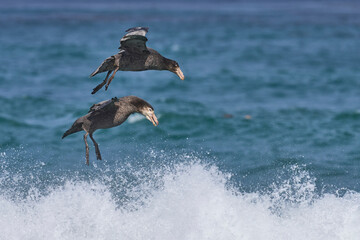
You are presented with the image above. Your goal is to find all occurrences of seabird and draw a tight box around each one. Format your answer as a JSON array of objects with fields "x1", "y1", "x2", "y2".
[
  {"x1": 62, "y1": 96, "x2": 159, "y2": 165},
  {"x1": 90, "y1": 27, "x2": 185, "y2": 94}
]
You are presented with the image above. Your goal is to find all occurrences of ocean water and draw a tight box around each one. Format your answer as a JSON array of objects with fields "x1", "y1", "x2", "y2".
[{"x1": 1, "y1": 1, "x2": 360, "y2": 239}]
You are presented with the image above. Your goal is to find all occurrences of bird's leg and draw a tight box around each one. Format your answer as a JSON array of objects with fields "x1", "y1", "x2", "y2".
[
  {"x1": 89, "y1": 133, "x2": 102, "y2": 160},
  {"x1": 105, "y1": 67, "x2": 119, "y2": 91},
  {"x1": 92, "y1": 71, "x2": 112, "y2": 94},
  {"x1": 84, "y1": 132, "x2": 89, "y2": 165}
]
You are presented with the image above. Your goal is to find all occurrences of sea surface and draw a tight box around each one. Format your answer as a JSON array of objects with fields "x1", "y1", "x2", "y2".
[{"x1": 1, "y1": 1, "x2": 360, "y2": 239}]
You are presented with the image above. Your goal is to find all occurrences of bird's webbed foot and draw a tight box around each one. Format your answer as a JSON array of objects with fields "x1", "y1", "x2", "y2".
[
  {"x1": 95, "y1": 150, "x2": 102, "y2": 160},
  {"x1": 91, "y1": 80, "x2": 107, "y2": 94}
]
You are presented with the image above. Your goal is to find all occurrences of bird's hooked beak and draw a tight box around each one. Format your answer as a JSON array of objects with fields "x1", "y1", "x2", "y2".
[
  {"x1": 173, "y1": 67, "x2": 185, "y2": 80},
  {"x1": 146, "y1": 112, "x2": 159, "y2": 126}
]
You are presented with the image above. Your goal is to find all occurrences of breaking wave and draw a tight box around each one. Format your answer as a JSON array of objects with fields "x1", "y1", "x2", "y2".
[{"x1": 0, "y1": 156, "x2": 359, "y2": 240}]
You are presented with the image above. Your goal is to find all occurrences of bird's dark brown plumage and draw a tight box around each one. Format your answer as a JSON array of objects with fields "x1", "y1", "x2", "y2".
[
  {"x1": 62, "y1": 96, "x2": 158, "y2": 165},
  {"x1": 90, "y1": 27, "x2": 185, "y2": 94}
]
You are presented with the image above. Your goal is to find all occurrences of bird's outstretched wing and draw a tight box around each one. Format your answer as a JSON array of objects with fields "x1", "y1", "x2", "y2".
[
  {"x1": 88, "y1": 97, "x2": 118, "y2": 113},
  {"x1": 119, "y1": 27, "x2": 149, "y2": 54},
  {"x1": 90, "y1": 55, "x2": 116, "y2": 77}
]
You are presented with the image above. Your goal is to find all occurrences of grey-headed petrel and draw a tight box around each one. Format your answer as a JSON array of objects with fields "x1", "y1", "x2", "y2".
[
  {"x1": 90, "y1": 27, "x2": 185, "y2": 94},
  {"x1": 62, "y1": 96, "x2": 158, "y2": 165}
]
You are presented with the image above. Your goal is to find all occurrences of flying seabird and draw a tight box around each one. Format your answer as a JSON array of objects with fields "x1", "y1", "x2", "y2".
[
  {"x1": 62, "y1": 96, "x2": 158, "y2": 165},
  {"x1": 90, "y1": 27, "x2": 185, "y2": 94}
]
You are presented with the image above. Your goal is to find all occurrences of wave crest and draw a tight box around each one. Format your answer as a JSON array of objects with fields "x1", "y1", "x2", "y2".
[{"x1": 0, "y1": 159, "x2": 359, "y2": 240}]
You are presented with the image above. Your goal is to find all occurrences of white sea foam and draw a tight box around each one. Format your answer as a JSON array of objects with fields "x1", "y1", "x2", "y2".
[
  {"x1": 127, "y1": 113, "x2": 162, "y2": 124},
  {"x1": 0, "y1": 162, "x2": 359, "y2": 240},
  {"x1": 127, "y1": 113, "x2": 146, "y2": 124}
]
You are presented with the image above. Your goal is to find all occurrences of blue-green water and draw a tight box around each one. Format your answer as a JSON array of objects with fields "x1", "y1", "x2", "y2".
[{"x1": 1, "y1": 1, "x2": 360, "y2": 239}]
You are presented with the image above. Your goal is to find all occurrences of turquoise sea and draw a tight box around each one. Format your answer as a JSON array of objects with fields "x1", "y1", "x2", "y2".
[{"x1": 1, "y1": 1, "x2": 360, "y2": 239}]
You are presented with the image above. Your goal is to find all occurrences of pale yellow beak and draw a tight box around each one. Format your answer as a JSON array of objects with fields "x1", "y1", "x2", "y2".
[
  {"x1": 174, "y1": 67, "x2": 185, "y2": 80},
  {"x1": 146, "y1": 113, "x2": 159, "y2": 126}
]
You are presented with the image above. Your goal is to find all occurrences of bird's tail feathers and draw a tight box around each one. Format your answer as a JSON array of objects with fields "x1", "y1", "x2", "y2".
[
  {"x1": 62, "y1": 121, "x2": 83, "y2": 139},
  {"x1": 90, "y1": 69, "x2": 99, "y2": 77}
]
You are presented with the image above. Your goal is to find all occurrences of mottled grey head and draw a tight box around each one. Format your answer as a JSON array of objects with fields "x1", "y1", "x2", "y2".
[
  {"x1": 129, "y1": 96, "x2": 159, "y2": 126},
  {"x1": 164, "y1": 58, "x2": 185, "y2": 80}
]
